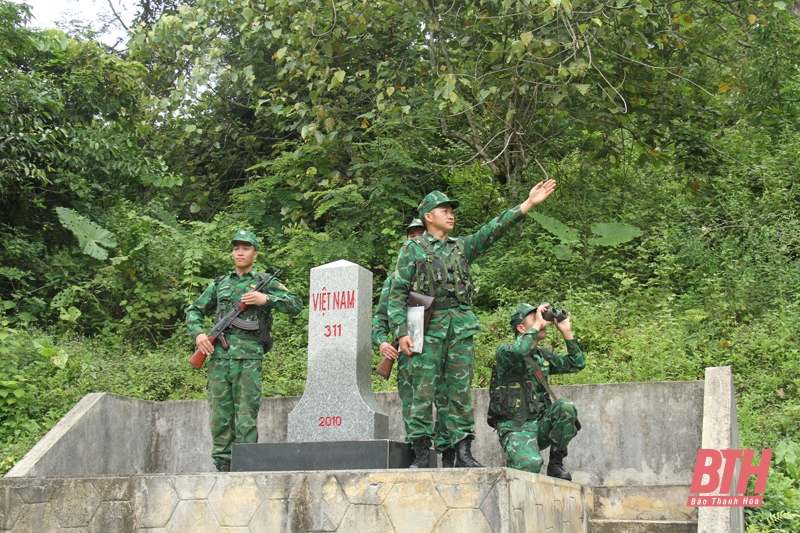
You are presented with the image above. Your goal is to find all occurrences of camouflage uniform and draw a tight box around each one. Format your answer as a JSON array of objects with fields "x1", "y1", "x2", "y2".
[
  {"x1": 494, "y1": 324, "x2": 585, "y2": 473},
  {"x1": 186, "y1": 232, "x2": 302, "y2": 471},
  {"x1": 372, "y1": 273, "x2": 413, "y2": 433},
  {"x1": 373, "y1": 219, "x2": 449, "y2": 445},
  {"x1": 388, "y1": 195, "x2": 528, "y2": 449}
]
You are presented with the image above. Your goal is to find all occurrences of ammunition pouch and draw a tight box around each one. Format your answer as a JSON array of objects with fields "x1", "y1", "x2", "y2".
[{"x1": 230, "y1": 318, "x2": 259, "y2": 331}]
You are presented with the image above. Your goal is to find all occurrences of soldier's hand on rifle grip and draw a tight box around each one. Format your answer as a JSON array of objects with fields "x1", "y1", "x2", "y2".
[
  {"x1": 398, "y1": 335, "x2": 414, "y2": 356},
  {"x1": 195, "y1": 333, "x2": 215, "y2": 355},
  {"x1": 379, "y1": 341, "x2": 399, "y2": 360}
]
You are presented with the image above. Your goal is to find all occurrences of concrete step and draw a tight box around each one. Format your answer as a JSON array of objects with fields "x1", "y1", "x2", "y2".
[
  {"x1": 589, "y1": 519, "x2": 698, "y2": 533},
  {"x1": 591, "y1": 484, "x2": 697, "y2": 521}
]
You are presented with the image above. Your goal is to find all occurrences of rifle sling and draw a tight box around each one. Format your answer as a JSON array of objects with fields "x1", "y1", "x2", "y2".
[
  {"x1": 524, "y1": 356, "x2": 558, "y2": 404},
  {"x1": 524, "y1": 355, "x2": 581, "y2": 431}
]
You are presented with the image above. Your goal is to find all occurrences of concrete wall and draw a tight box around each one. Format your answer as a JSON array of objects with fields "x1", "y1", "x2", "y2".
[
  {"x1": 7, "y1": 380, "x2": 705, "y2": 488},
  {"x1": 698, "y1": 367, "x2": 745, "y2": 533},
  {"x1": 0, "y1": 468, "x2": 593, "y2": 533}
]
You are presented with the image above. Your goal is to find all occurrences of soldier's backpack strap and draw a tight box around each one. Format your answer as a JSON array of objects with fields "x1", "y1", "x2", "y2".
[
  {"x1": 524, "y1": 356, "x2": 581, "y2": 431},
  {"x1": 524, "y1": 356, "x2": 557, "y2": 404}
]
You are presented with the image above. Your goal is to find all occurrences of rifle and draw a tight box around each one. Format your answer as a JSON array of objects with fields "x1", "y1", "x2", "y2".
[
  {"x1": 188, "y1": 267, "x2": 281, "y2": 369},
  {"x1": 374, "y1": 291, "x2": 435, "y2": 379},
  {"x1": 374, "y1": 341, "x2": 400, "y2": 378}
]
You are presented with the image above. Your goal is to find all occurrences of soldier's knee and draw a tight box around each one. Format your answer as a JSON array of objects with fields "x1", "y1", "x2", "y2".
[
  {"x1": 553, "y1": 398, "x2": 577, "y2": 416},
  {"x1": 511, "y1": 455, "x2": 543, "y2": 474}
]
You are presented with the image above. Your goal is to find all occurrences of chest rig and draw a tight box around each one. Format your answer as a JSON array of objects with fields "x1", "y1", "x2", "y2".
[
  {"x1": 487, "y1": 363, "x2": 542, "y2": 428},
  {"x1": 214, "y1": 273, "x2": 274, "y2": 352},
  {"x1": 409, "y1": 236, "x2": 473, "y2": 309}
]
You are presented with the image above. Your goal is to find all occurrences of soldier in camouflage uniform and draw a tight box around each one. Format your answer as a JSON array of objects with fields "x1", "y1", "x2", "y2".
[
  {"x1": 186, "y1": 230, "x2": 302, "y2": 472},
  {"x1": 492, "y1": 303, "x2": 585, "y2": 479},
  {"x1": 372, "y1": 219, "x2": 427, "y2": 448},
  {"x1": 388, "y1": 181, "x2": 557, "y2": 468}
]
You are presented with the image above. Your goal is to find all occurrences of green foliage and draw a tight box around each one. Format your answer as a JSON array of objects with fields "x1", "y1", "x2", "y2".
[
  {"x1": 589, "y1": 223, "x2": 644, "y2": 247},
  {"x1": 0, "y1": 7, "x2": 799, "y2": 533},
  {"x1": 55, "y1": 207, "x2": 117, "y2": 260}
]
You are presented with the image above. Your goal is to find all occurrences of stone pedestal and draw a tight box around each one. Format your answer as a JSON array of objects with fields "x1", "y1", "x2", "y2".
[
  {"x1": 231, "y1": 440, "x2": 417, "y2": 472},
  {"x1": 287, "y1": 260, "x2": 388, "y2": 442}
]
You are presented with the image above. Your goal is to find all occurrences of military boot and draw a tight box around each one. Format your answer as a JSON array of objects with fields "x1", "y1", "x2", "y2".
[
  {"x1": 215, "y1": 460, "x2": 231, "y2": 473},
  {"x1": 547, "y1": 445, "x2": 572, "y2": 481},
  {"x1": 455, "y1": 437, "x2": 484, "y2": 468},
  {"x1": 409, "y1": 437, "x2": 432, "y2": 468},
  {"x1": 440, "y1": 448, "x2": 455, "y2": 468}
]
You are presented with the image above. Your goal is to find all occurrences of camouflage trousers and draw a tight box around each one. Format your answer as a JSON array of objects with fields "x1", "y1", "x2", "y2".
[
  {"x1": 497, "y1": 398, "x2": 580, "y2": 474},
  {"x1": 405, "y1": 327, "x2": 475, "y2": 450},
  {"x1": 207, "y1": 358, "x2": 263, "y2": 470},
  {"x1": 396, "y1": 354, "x2": 449, "y2": 450}
]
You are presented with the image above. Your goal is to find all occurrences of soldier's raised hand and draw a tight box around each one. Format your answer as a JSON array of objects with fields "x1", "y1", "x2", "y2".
[
  {"x1": 519, "y1": 180, "x2": 557, "y2": 214},
  {"x1": 528, "y1": 179, "x2": 557, "y2": 206}
]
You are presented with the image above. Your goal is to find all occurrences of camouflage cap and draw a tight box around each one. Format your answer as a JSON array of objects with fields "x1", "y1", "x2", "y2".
[
  {"x1": 417, "y1": 190, "x2": 460, "y2": 217},
  {"x1": 231, "y1": 229, "x2": 258, "y2": 250},
  {"x1": 406, "y1": 218, "x2": 425, "y2": 233},
  {"x1": 510, "y1": 302, "x2": 537, "y2": 330}
]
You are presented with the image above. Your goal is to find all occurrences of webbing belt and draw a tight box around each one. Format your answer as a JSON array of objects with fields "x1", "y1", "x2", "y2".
[{"x1": 433, "y1": 297, "x2": 460, "y2": 310}]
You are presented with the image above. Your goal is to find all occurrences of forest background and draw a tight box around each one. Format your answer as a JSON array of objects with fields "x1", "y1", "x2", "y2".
[{"x1": 1, "y1": 0, "x2": 799, "y2": 528}]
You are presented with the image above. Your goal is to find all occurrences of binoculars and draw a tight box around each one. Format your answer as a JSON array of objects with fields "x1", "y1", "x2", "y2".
[{"x1": 541, "y1": 303, "x2": 568, "y2": 323}]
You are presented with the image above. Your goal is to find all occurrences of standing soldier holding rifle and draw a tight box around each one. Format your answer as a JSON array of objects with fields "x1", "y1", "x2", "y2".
[
  {"x1": 373, "y1": 219, "x2": 442, "y2": 454},
  {"x1": 186, "y1": 230, "x2": 302, "y2": 472},
  {"x1": 388, "y1": 182, "x2": 556, "y2": 468}
]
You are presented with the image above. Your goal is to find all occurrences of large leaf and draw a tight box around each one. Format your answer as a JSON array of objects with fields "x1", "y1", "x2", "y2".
[
  {"x1": 55, "y1": 207, "x2": 117, "y2": 260},
  {"x1": 554, "y1": 244, "x2": 573, "y2": 261},
  {"x1": 590, "y1": 222, "x2": 643, "y2": 247},
  {"x1": 529, "y1": 212, "x2": 580, "y2": 244}
]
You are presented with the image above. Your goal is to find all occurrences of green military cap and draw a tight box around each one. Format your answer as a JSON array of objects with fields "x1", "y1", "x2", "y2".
[
  {"x1": 406, "y1": 218, "x2": 425, "y2": 232},
  {"x1": 231, "y1": 229, "x2": 258, "y2": 250},
  {"x1": 417, "y1": 190, "x2": 460, "y2": 217},
  {"x1": 510, "y1": 302, "x2": 537, "y2": 329}
]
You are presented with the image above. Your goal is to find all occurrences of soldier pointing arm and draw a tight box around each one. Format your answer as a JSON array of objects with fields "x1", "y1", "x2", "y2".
[{"x1": 387, "y1": 180, "x2": 556, "y2": 468}]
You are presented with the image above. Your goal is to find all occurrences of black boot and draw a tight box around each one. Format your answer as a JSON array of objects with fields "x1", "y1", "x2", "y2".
[
  {"x1": 410, "y1": 437, "x2": 432, "y2": 468},
  {"x1": 547, "y1": 445, "x2": 572, "y2": 481},
  {"x1": 440, "y1": 448, "x2": 455, "y2": 468},
  {"x1": 215, "y1": 460, "x2": 231, "y2": 473},
  {"x1": 455, "y1": 437, "x2": 484, "y2": 468}
]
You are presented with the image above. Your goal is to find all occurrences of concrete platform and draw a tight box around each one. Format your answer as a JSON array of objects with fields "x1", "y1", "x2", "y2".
[
  {"x1": 3, "y1": 367, "x2": 743, "y2": 533},
  {"x1": 0, "y1": 468, "x2": 592, "y2": 533}
]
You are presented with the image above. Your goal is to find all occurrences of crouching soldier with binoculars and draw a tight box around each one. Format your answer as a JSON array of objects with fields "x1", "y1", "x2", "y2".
[{"x1": 488, "y1": 303, "x2": 585, "y2": 480}]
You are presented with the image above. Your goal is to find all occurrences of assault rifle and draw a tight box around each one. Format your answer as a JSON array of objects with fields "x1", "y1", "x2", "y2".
[{"x1": 188, "y1": 267, "x2": 280, "y2": 369}]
